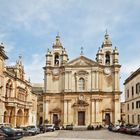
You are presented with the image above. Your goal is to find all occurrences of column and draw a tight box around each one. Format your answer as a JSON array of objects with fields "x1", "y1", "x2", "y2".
[
  {"x1": 68, "y1": 101, "x2": 72, "y2": 124},
  {"x1": 43, "y1": 100, "x2": 49, "y2": 122},
  {"x1": 91, "y1": 70, "x2": 93, "y2": 91},
  {"x1": 95, "y1": 71, "x2": 97, "y2": 89},
  {"x1": 65, "y1": 72, "x2": 68, "y2": 91},
  {"x1": 74, "y1": 74, "x2": 77, "y2": 92},
  {"x1": 64, "y1": 100, "x2": 68, "y2": 124},
  {"x1": 22, "y1": 110, "x2": 25, "y2": 126},
  {"x1": 114, "y1": 71, "x2": 119, "y2": 91},
  {"x1": 74, "y1": 108, "x2": 76, "y2": 125},
  {"x1": 44, "y1": 72, "x2": 46, "y2": 92},
  {"x1": 28, "y1": 109, "x2": 32, "y2": 125},
  {"x1": 13, "y1": 108, "x2": 17, "y2": 127},
  {"x1": 117, "y1": 71, "x2": 119, "y2": 90},
  {"x1": 91, "y1": 100, "x2": 95, "y2": 124},
  {"x1": 99, "y1": 71, "x2": 102, "y2": 90},
  {"x1": 114, "y1": 99, "x2": 120, "y2": 124},
  {"x1": 91, "y1": 71, "x2": 95, "y2": 90},
  {"x1": 95, "y1": 71, "x2": 99, "y2": 90},
  {"x1": 68, "y1": 72, "x2": 72, "y2": 91},
  {"x1": 96, "y1": 99, "x2": 102, "y2": 124}
]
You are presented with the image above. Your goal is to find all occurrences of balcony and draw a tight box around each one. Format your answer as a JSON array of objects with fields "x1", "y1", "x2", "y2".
[
  {"x1": 5, "y1": 97, "x2": 16, "y2": 107},
  {"x1": 5, "y1": 97, "x2": 32, "y2": 108}
]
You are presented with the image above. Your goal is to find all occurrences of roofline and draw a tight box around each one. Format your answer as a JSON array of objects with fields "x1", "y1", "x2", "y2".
[{"x1": 124, "y1": 67, "x2": 140, "y2": 85}]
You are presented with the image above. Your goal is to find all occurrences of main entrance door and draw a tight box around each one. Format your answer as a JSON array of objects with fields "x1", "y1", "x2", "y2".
[
  {"x1": 105, "y1": 113, "x2": 110, "y2": 125},
  {"x1": 53, "y1": 114, "x2": 58, "y2": 124},
  {"x1": 78, "y1": 111, "x2": 85, "y2": 125}
]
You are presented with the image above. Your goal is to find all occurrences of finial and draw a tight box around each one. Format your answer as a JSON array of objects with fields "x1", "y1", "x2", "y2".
[
  {"x1": 80, "y1": 46, "x2": 84, "y2": 55},
  {"x1": 105, "y1": 29, "x2": 109, "y2": 39},
  {"x1": 56, "y1": 32, "x2": 60, "y2": 39},
  {"x1": 0, "y1": 42, "x2": 4, "y2": 49},
  {"x1": 56, "y1": 32, "x2": 60, "y2": 42},
  {"x1": 28, "y1": 77, "x2": 31, "y2": 83},
  {"x1": 19, "y1": 55, "x2": 22, "y2": 60},
  {"x1": 105, "y1": 29, "x2": 108, "y2": 35},
  {"x1": 17, "y1": 54, "x2": 22, "y2": 65},
  {"x1": 57, "y1": 32, "x2": 59, "y2": 36}
]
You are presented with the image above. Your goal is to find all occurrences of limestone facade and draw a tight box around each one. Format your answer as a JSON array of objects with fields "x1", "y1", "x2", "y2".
[
  {"x1": 0, "y1": 43, "x2": 37, "y2": 127},
  {"x1": 124, "y1": 68, "x2": 140, "y2": 124},
  {"x1": 43, "y1": 32, "x2": 121, "y2": 126},
  {"x1": 120, "y1": 102, "x2": 125, "y2": 122},
  {"x1": 32, "y1": 83, "x2": 44, "y2": 125}
]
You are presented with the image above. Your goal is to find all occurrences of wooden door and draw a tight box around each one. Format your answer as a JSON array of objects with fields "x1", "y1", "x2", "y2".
[
  {"x1": 105, "y1": 113, "x2": 110, "y2": 125},
  {"x1": 78, "y1": 111, "x2": 85, "y2": 125},
  {"x1": 53, "y1": 114, "x2": 58, "y2": 124}
]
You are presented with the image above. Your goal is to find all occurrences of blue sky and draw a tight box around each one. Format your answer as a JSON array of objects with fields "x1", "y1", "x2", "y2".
[{"x1": 0, "y1": 0, "x2": 140, "y2": 101}]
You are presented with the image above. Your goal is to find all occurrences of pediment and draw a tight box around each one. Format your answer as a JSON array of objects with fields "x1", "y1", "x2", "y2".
[{"x1": 66, "y1": 55, "x2": 98, "y2": 67}]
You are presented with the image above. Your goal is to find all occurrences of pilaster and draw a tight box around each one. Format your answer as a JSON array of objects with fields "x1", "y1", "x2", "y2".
[
  {"x1": 91, "y1": 99, "x2": 95, "y2": 123},
  {"x1": 64, "y1": 100, "x2": 68, "y2": 124},
  {"x1": 43, "y1": 100, "x2": 49, "y2": 122}
]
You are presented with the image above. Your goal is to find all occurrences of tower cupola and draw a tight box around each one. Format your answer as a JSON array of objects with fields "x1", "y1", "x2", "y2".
[
  {"x1": 102, "y1": 30, "x2": 112, "y2": 48},
  {"x1": 53, "y1": 34, "x2": 63, "y2": 49},
  {"x1": 96, "y1": 31, "x2": 119, "y2": 66}
]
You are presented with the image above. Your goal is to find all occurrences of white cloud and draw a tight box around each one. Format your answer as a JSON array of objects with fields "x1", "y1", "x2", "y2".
[
  {"x1": 24, "y1": 54, "x2": 45, "y2": 83},
  {"x1": 0, "y1": 0, "x2": 140, "y2": 96}
]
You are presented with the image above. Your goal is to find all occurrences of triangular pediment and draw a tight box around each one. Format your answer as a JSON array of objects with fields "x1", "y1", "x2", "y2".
[{"x1": 66, "y1": 55, "x2": 98, "y2": 67}]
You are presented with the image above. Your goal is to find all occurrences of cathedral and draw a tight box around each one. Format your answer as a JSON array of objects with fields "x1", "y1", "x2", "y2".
[{"x1": 43, "y1": 32, "x2": 121, "y2": 126}]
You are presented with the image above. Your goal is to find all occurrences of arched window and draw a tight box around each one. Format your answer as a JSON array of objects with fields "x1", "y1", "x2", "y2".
[
  {"x1": 6, "y1": 83, "x2": 9, "y2": 98},
  {"x1": 54, "y1": 54, "x2": 59, "y2": 65},
  {"x1": 79, "y1": 78, "x2": 85, "y2": 91},
  {"x1": 4, "y1": 111, "x2": 8, "y2": 123},
  {"x1": 5, "y1": 80, "x2": 13, "y2": 98},
  {"x1": 105, "y1": 53, "x2": 110, "y2": 64}
]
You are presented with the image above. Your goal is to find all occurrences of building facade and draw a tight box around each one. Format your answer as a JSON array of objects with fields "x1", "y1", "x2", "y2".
[
  {"x1": 0, "y1": 43, "x2": 37, "y2": 127},
  {"x1": 120, "y1": 102, "x2": 125, "y2": 123},
  {"x1": 32, "y1": 83, "x2": 44, "y2": 125},
  {"x1": 43, "y1": 32, "x2": 121, "y2": 126},
  {"x1": 124, "y1": 68, "x2": 140, "y2": 124}
]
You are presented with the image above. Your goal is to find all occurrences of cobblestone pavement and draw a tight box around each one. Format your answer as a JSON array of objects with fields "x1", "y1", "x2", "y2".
[{"x1": 21, "y1": 129, "x2": 140, "y2": 140}]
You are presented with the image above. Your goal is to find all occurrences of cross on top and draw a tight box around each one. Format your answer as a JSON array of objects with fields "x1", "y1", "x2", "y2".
[{"x1": 80, "y1": 46, "x2": 84, "y2": 55}]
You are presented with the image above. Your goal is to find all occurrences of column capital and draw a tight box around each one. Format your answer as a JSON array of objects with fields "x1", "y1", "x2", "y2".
[
  {"x1": 91, "y1": 98, "x2": 102, "y2": 102},
  {"x1": 44, "y1": 100, "x2": 50, "y2": 103}
]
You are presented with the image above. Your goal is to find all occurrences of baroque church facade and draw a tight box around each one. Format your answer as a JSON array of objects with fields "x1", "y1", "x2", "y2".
[{"x1": 43, "y1": 32, "x2": 121, "y2": 126}]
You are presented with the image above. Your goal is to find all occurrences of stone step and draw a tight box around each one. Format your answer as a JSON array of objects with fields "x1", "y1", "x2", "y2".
[{"x1": 73, "y1": 126, "x2": 87, "y2": 131}]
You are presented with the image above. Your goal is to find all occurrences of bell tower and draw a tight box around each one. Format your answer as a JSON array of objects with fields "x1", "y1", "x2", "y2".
[
  {"x1": 96, "y1": 31, "x2": 121, "y2": 92},
  {"x1": 96, "y1": 31, "x2": 119, "y2": 66},
  {"x1": 44, "y1": 34, "x2": 69, "y2": 93},
  {"x1": 45, "y1": 34, "x2": 68, "y2": 67}
]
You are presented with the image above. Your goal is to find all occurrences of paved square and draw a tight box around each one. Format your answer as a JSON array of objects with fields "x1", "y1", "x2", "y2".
[{"x1": 21, "y1": 129, "x2": 140, "y2": 140}]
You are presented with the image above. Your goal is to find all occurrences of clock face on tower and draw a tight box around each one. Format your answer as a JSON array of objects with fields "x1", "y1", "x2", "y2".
[
  {"x1": 52, "y1": 68, "x2": 59, "y2": 75},
  {"x1": 104, "y1": 67, "x2": 111, "y2": 75}
]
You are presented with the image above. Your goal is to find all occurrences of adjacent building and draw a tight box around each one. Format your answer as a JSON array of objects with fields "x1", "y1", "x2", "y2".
[
  {"x1": 43, "y1": 32, "x2": 121, "y2": 126},
  {"x1": 120, "y1": 102, "x2": 125, "y2": 123},
  {"x1": 0, "y1": 43, "x2": 37, "y2": 127},
  {"x1": 124, "y1": 68, "x2": 140, "y2": 124},
  {"x1": 32, "y1": 83, "x2": 44, "y2": 125}
]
